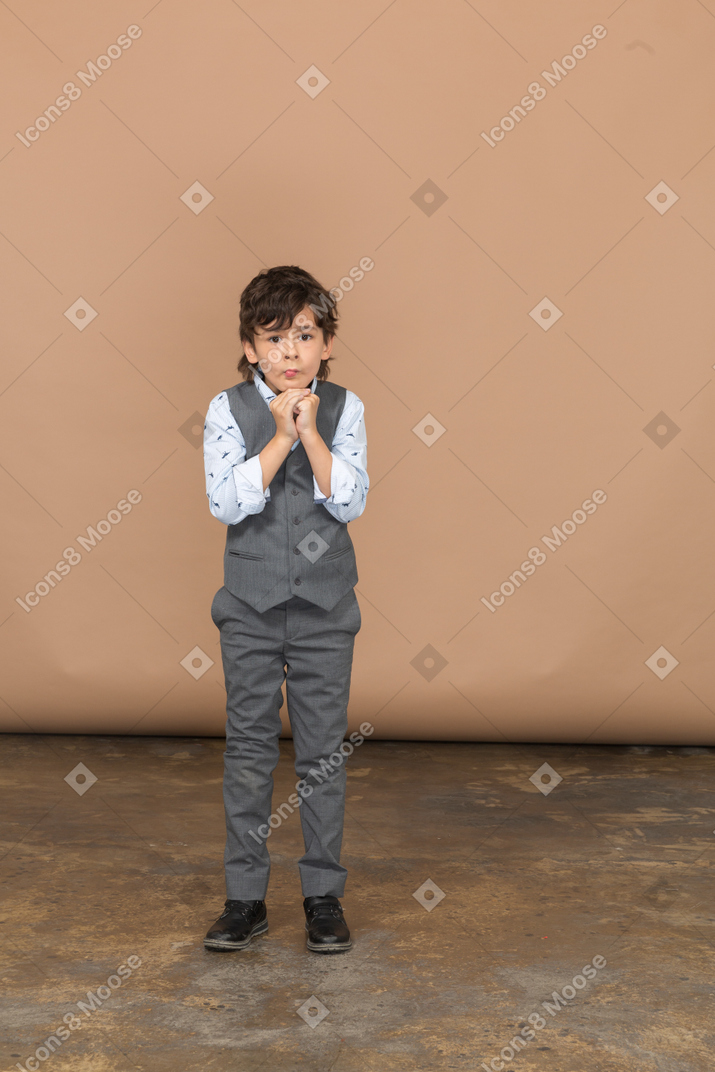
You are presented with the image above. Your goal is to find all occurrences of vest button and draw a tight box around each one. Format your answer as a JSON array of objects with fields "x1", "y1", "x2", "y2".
[
  {"x1": 293, "y1": 548, "x2": 300, "y2": 555},
  {"x1": 293, "y1": 517, "x2": 300, "y2": 525},
  {"x1": 294, "y1": 577, "x2": 302, "y2": 585},
  {"x1": 291, "y1": 489, "x2": 299, "y2": 496}
]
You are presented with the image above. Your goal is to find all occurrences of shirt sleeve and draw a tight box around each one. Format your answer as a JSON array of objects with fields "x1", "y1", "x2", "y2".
[
  {"x1": 313, "y1": 390, "x2": 369, "y2": 523},
  {"x1": 203, "y1": 391, "x2": 271, "y2": 526}
]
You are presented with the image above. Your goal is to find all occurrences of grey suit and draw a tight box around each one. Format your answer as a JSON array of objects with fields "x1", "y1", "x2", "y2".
[{"x1": 211, "y1": 378, "x2": 363, "y2": 899}]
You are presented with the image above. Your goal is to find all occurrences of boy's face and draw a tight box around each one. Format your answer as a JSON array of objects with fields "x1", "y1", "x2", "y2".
[{"x1": 243, "y1": 305, "x2": 333, "y2": 395}]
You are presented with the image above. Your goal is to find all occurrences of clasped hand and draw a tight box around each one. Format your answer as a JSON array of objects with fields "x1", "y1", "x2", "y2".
[{"x1": 270, "y1": 387, "x2": 319, "y2": 443}]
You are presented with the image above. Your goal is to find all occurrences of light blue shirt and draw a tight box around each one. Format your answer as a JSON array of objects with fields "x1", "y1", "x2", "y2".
[{"x1": 204, "y1": 369, "x2": 368, "y2": 526}]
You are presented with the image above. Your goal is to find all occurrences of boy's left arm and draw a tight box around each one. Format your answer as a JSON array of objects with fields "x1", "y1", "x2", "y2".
[
  {"x1": 298, "y1": 417, "x2": 333, "y2": 499},
  {"x1": 294, "y1": 390, "x2": 368, "y2": 522}
]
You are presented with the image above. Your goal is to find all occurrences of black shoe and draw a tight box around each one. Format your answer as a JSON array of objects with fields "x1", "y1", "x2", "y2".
[
  {"x1": 303, "y1": 894, "x2": 352, "y2": 954},
  {"x1": 204, "y1": 899, "x2": 268, "y2": 951}
]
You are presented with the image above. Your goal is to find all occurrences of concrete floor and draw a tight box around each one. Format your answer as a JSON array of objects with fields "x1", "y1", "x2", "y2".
[{"x1": 1, "y1": 734, "x2": 713, "y2": 1071}]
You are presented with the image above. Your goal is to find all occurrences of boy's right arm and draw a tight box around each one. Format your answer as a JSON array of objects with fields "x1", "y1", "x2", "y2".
[
  {"x1": 256, "y1": 432, "x2": 294, "y2": 491},
  {"x1": 204, "y1": 391, "x2": 290, "y2": 526}
]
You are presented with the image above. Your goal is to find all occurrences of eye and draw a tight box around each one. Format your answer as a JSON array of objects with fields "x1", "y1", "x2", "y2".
[{"x1": 301, "y1": 334, "x2": 312, "y2": 341}]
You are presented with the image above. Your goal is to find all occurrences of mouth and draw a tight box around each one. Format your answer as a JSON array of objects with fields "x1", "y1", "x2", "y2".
[{"x1": 284, "y1": 369, "x2": 299, "y2": 377}]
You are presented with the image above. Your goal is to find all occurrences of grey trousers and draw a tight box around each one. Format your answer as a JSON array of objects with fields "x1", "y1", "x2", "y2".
[{"x1": 210, "y1": 584, "x2": 361, "y2": 900}]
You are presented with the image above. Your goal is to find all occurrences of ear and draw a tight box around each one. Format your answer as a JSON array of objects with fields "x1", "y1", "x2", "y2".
[{"x1": 322, "y1": 333, "x2": 334, "y2": 360}]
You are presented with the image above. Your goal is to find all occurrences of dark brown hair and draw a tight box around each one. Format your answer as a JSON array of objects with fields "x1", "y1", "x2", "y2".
[{"x1": 237, "y1": 265, "x2": 339, "y2": 383}]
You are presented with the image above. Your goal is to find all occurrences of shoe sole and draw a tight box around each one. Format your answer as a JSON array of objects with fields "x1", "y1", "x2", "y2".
[
  {"x1": 305, "y1": 926, "x2": 352, "y2": 954},
  {"x1": 203, "y1": 919, "x2": 268, "y2": 951},
  {"x1": 306, "y1": 940, "x2": 352, "y2": 953}
]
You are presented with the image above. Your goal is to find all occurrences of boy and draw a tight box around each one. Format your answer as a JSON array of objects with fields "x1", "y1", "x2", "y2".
[{"x1": 202, "y1": 265, "x2": 368, "y2": 954}]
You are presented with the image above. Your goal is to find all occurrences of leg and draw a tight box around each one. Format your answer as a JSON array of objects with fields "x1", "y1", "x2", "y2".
[
  {"x1": 211, "y1": 586, "x2": 287, "y2": 901},
  {"x1": 283, "y1": 589, "x2": 361, "y2": 898}
]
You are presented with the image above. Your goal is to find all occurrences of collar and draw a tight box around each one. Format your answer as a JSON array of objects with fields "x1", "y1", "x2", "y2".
[{"x1": 253, "y1": 367, "x2": 318, "y2": 402}]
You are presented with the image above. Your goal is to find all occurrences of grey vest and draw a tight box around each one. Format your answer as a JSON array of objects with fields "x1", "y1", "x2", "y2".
[{"x1": 223, "y1": 378, "x2": 359, "y2": 612}]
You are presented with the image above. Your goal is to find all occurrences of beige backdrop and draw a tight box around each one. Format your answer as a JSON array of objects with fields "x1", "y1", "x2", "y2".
[{"x1": 1, "y1": 2, "x2": 714, "y2": 743}]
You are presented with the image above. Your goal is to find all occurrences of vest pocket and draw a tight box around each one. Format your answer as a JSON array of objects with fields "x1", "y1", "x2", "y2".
[
  {"x1": 324, "y1": 546, "x2": 350, "y2": 560},
  {"x1": 227, "y1": 550, "x2": 265, "y2": 560}
]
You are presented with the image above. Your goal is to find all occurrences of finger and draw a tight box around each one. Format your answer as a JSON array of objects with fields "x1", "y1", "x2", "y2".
[{"x1": 277, "y1": 388, "x2": 308, "y2": 403}]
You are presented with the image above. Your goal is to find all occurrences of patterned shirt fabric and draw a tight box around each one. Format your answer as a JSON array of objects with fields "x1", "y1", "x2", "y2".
[{"x1": 204, "y1": 368, "x2": 368, "y2": 527}]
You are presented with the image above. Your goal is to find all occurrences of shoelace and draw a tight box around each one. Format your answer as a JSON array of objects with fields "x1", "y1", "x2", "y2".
[
  {"x1": 307, "y1": 903, "x2": 344, "y2": 919},
  {"x1": 221, "y1": 900, "x2": 259, "y2": 919}
]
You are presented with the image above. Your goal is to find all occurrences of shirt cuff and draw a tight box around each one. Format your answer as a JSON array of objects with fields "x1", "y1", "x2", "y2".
[
  {"x1": 233, "y1": 454, "x2": 270, "y2": 504},
  {"x1": 313, "y1": 453, "x2": 358, "y2": 506}
]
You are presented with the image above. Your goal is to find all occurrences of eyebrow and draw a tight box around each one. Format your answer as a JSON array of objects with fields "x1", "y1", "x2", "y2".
[{"x1": 258, "y1": 324, "x2": 315, "y2": 334}]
